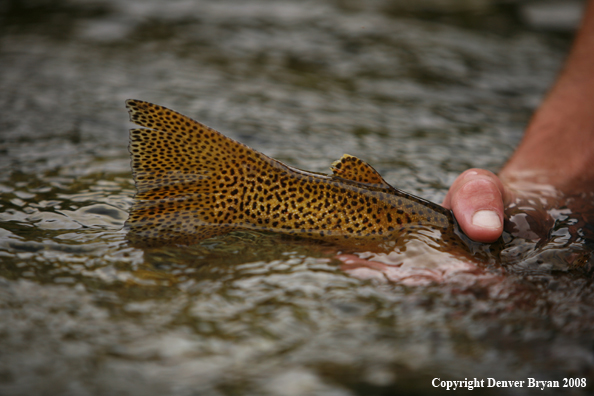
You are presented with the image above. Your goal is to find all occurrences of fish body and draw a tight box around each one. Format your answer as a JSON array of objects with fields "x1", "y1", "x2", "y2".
[{"x1": 125, "y1": 100, "x2": 466, "y2": 249}]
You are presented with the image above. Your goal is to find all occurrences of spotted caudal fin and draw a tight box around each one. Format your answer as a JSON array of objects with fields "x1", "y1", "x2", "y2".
[
  {"x1": 125, "y1": 99, "x2": 280, "y2": 246},
  {"x1": 330, "y1": 154, "x2": 389, "y2": 186}
]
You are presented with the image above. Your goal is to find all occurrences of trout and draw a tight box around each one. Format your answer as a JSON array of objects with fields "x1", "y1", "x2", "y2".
[{"x1": 125, "y1": 99, "x2": 471, "y2": 249}]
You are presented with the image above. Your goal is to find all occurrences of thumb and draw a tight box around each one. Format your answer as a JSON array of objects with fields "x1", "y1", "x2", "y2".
[{"x1": 442, "y1": 169, "x2": 505, "y2": 243}]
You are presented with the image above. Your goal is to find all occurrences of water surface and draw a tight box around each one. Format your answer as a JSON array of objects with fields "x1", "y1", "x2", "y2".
[{"x1": 1, "y1": 0, "x2": 593, "y2": 395}]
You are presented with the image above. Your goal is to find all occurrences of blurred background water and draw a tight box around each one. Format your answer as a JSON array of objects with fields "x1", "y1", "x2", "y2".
[{"x1": 1, "y1": 0, "x2": 594, "y2": 395}]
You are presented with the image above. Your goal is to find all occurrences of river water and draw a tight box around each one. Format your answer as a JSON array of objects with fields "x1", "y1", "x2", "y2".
[{"x1": 1, "y1": 0, "x2": 593, "y2": 395}]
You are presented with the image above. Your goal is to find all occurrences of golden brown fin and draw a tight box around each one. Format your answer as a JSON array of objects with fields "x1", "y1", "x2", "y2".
[
  {"x1": 125, "y1": 99, "x2": 275, "y2": 246},
  {"x1": 330, "y1": 154, "x2": 389, "y2": 185}
]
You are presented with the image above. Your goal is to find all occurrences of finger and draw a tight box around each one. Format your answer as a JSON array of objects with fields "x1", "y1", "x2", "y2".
[{"x1": 442, "y1": 169, "x2": 505, "y2": 243}]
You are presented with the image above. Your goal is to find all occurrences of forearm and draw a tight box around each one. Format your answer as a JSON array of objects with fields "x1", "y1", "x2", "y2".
[{"x1": 500, "y1": 0, "x2": 594, "y2": 192}]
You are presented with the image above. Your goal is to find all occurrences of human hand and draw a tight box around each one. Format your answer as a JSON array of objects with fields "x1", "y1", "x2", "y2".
[{"x1": 442, "y1": 169, "x2": 508, "y2": 243}]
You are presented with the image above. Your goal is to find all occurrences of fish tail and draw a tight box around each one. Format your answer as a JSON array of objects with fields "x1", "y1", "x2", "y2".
[{"x1": 125, "y1": 99, "x2": 276, "y2": 245}]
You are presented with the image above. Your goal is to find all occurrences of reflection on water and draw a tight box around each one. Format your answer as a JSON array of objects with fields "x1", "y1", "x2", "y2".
[{"x1": 1, "y1": 0, "x2": 593, "y2": 395}]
